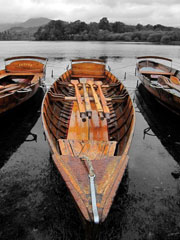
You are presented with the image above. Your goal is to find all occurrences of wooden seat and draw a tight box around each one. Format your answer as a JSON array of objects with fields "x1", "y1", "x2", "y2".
[
  {"x1": 58, "y1": 139, "x2": 117, "y2": 160},
  {"x1": 71, "y1": 74, "x2": 105, "y2": 79},
  {"x1": 71, "y1": 61, "x2": 106, "y2": 79},
  {"x1": 140, "y1": 70, "x2": 173, "y2": 76}
]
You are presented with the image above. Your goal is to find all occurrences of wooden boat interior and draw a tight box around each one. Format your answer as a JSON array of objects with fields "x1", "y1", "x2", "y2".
[
  {"x1": 44, "y1": 59, "x2": 134, "y2": 156},
  {"x1": 42, "y1": 59, "x2": 135, "y2": 222},
  {"x1": 0, "y1": 56, "x2": 47, "y2": 94},
  {"x1": 137, "y1": 56, "x2": 180, "y2": 81},
  {"x1": 136, "y1": 56, "x2": 180, "y2": 116}
]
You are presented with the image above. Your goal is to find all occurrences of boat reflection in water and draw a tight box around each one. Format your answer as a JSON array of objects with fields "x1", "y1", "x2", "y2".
[
  {"x1": 0, "y1": 88, "x2": 44, "y2": 168},
  {"x1": 135, "y1": 83, "x2": 180, "y2": 167}
]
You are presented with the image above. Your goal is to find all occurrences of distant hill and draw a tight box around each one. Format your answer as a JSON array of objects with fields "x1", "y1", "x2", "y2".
[
  {"x1": 18, "y1": 17, "x2": 51, "y2": 28},
  {"x1": 0, "y1": 17, "x2": 51, "y2": 32},
  {"x1": 0, "y1": 17, "x2": 52, "y2": 40},
  {"x1": 0, "y1": 23, "x2": 19, "y2": 32}
]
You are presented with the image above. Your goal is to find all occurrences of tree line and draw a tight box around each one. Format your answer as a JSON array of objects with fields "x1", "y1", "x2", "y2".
[{"x1": 1, "y1": 17, "x2": 180, "y2": 44}]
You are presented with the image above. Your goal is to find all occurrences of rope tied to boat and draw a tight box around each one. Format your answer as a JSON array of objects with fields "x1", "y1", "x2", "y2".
[
  {"x1": 81, "y1": 155, "x2": 95, "y2": 177},
  {"x1": 80, "y1": 155, "x2": 99, "y2": 224}
]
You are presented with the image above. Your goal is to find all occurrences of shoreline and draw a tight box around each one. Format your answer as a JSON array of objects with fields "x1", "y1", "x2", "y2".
[{"x1": 0, "y1": 39, "x2": 180, "y2": 45}]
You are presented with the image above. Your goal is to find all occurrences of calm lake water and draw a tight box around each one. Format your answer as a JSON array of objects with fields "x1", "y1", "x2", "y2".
[{"x1": 0, "y1": 41, "x2": 180, "y2": 240}]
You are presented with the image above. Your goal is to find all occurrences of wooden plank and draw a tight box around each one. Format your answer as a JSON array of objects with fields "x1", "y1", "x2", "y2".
[
  {"x1": 67, "y1": 101, "x2": 108, "y2": 141},
  {"x1": 58, "y1": 139, "x2": 74, "y2": 155},
  {"x1": 87, "y1": 79, "x2": 104, "y2": 119},
  {"x1": 48, "y1": 92, "x2": 125, "y2": 103},
  {"x1": 137, "y1": 56, "x2": 172, "y2": 62},
  {"x1": 96, "y1": 81, "x2": 110, "y2": 119},
  {"x1": 58, "y1": 139, "x2": 117, "y2": 160},
  {"x1": 0, "y1": 84, "x2": 23, "y2": 94},
  {"x1": 80, "y1": 78, "x2": 92, "y2": 118},
  {"x1": 72, "y1": 62, "x2": 105, "y2": 77},
  {"x1": 71, "y1": 80, "x2": 86, "y2": 121},
  {"x1": 5, "y1": 56, "x2": 47, "y2": 61},
  {"x1": 67, "y1": 101, "x2": 89, "y2": 141},
  {"x1": 6, "y1": 60, "x2": 44, "y2": 73},
  {"x1": 56, "y1": 81, "x2": 119, "y2": 88},
  {"x1": 71, "y1": 59, "x2": 105, "y2": 63},
  {"x1": 71, "y1": 74, "x2": 105, "y2": 79},
  {"x1": 140, "y1": 70, "x2": 173, "y2": 76}
]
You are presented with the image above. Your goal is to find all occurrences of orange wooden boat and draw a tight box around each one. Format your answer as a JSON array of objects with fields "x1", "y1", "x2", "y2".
[
  {"x1": 42, "y1": 59, "x2": 135, "y2": 223},
  {"x1": 136, "y1": 56, "x2": 180, "y2": 115},
  {"x1": 0, "y1": 56, "x2": 47, "y2": 115}
]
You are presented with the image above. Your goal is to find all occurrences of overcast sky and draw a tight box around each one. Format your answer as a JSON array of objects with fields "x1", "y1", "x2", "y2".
[{"x1": 1, "y1": 0, "x2": 180, "y2": 26}]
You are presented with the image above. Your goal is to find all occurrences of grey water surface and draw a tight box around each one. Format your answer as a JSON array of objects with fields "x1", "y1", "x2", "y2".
[{"x1": 0, "y1": 41, "x2": 180, "y2": 240}]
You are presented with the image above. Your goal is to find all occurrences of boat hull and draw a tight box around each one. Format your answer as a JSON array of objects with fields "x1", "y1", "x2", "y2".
[
  {"x1": 42, "y1": 59, "x2": 135, "y2": 223},
  {"x1": 136, "y1": 57, "x2": 180, "y2": 116},
  {"x1": 0, "y1": 56, "x2": 47, "y2": 115},
  {"x1": 0, "y1": 79, "x2": 39, "y2": 114}
]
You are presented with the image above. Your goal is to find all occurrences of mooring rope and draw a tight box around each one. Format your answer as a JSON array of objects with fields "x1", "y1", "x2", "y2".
[{"x1": 80, "y1": 155, "x2": 99, "y2": 224}]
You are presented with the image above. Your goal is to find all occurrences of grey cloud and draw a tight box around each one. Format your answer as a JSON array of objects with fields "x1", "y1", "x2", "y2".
[{"x1": 0, "y1": 0, "x2": 180, "y2": 26}]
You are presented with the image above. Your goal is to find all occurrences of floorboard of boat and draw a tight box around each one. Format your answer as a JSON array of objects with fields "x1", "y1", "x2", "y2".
[{"x1": 67, "y1": 101, "x2": 109, "y2": 141}]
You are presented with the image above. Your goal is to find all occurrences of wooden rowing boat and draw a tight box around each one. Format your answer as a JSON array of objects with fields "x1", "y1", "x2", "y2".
[
  {"x1": 0, "y1": 56, "x2": 47, "y2": 115},
  {"x1": 42, "y1": 59, "x2": 135, "y2": 223},
  {"x1": 136, "y1": 83, "x2": 180, "y2": 164},
  {"x1": 136, "y1": 56, "x2": 180, "y2": 116}
]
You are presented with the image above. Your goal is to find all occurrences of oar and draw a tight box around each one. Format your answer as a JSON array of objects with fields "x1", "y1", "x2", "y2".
[
  {"x1": 71, "y1": 80, "x2": 86, "y2": 122},
  {"x1": 0, "y1": 84, "x2": 23, "y2": 94},
  {"x1": 95, "y1": 81, "x2": 110, "y2": 120},
  {"x1": 87, "y1": 79, "x2": 104, "y2": 120},
  {"x1": 80, "y1": 78, "x2": 92, "y2": 118},
  {"x1": 158, "y1": 76, "x2": 180, "y2": 93}
]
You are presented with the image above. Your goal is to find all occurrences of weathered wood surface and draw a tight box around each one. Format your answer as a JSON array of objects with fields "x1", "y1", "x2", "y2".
[
  {"x1": 67, "y1": 101, "x2": 108, "y2": 141},
  {"x1": 80, "y1": 78, "x2": 92, "y2": 118},
  {"x1": 71, "y1": 80, "x2": 86, "y2": 121},
  {"x1": 87, "y1": 79, "x2": 104, "y2": 120},
  {"x1": 136, "y1": 55, "x2": 172, "y2": 62},
  {"x1": 59, "y1": 139, "x2": 117, "y2": 159},
  {"x1": 96, "y1": 81, "x2": 110, "y2": 119},
  {"x1": 72, "y1": 62, "x2": 105, "y2": 77},
  {"x1": 140, "y1": 70, "x2": 173, "y2": 76},
  {"x1": 6, "y1": 60, "x2": 45, "y2": 73},
  {"x1": 47, "y1": 91, "x2": 127, "y2": 103}
]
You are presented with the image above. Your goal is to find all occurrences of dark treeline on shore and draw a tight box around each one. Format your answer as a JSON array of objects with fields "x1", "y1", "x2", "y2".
[{"x1": 1, "y1": 17, "x2": 180, "y2": 44}]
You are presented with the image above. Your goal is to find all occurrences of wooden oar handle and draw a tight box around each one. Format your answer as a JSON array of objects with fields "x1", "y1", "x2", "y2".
[
  {"x1": 96, "y1": 81, "x2": 110, "y2": 120},
  {"x1": 158, "y1": 76, "x2": 180, "y2": 93},
  {"x1": 82, "y1": 82, "x2": 92, "y2": 118},
  {"x1": 71, "y1": 80, "x2": 86, "y2": 122},
  {"x1": 170, "y1": 76, "x2": 180, "y2": 85},
  {"x1": 87, "y1": 80, "x2": 104, "y2": 120}
]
